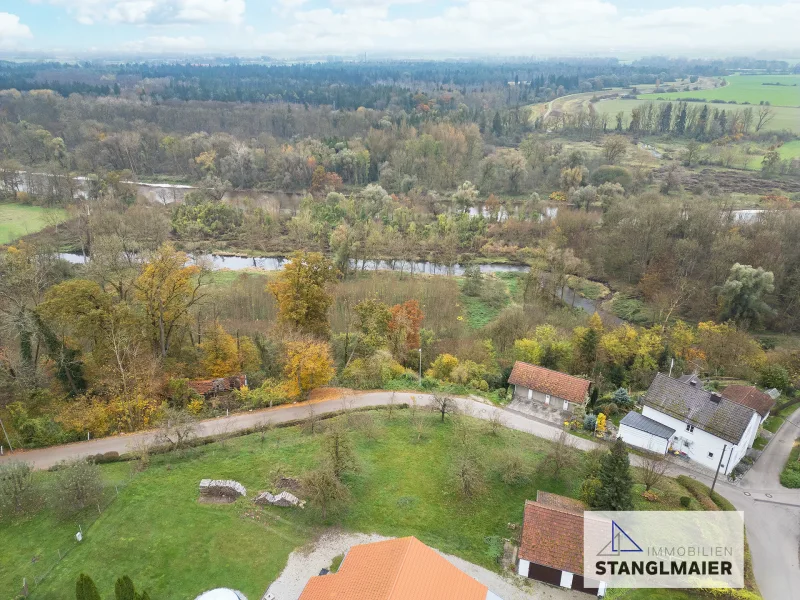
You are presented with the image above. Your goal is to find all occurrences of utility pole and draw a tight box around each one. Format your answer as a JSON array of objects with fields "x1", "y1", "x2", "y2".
[
  {"x1": 418, "y1": 348, "x2": 422, "y2": 384},
  {"x1": 711, "y1": 444, "x2": 727, "y2": 493}
]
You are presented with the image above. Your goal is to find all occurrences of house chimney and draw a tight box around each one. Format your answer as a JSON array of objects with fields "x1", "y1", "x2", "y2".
[
  {"x1": 689, "y1": 380, "x2": 697, "y2": 387},
  {"x1": 710, "y1": 392, "x2": 722, "y2": 403}
]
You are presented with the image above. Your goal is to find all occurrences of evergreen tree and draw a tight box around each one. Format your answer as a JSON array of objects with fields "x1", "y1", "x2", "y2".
[
  {"x1": 76, "y1": 574, "x2": 101, "y2": 600},
  {"x1": 675, "y1": 103, "x2": 687, "y2": 135},
  {"x1": 115, "y1": 575, "x2": 135, "y2": 600},
  {"x1": 492, "y1": 111, "x2": 503, "y2": 136},
  {"x1": 592, "y1": 438, "x2": 633, "y2": 511}
]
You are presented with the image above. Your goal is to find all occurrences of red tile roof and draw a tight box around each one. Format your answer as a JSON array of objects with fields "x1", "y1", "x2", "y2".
[
  {"x1": 299, "y1": 537, "x2": 488, "y2": 600},
  {"x1": 520, "y1": 494, "x2": 586, "y2": 575},
  {"x1": 721, "y1": 385, "x2": 776, "y2": 418},
  {"x1": 536, "y1": 490, "x2": 586, "y2": 514},
  {"x1": 508, "y1": 362, "x2": 591, "y2": 404}
]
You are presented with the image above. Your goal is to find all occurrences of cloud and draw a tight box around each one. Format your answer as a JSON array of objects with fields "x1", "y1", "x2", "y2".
[
  {"x1": 0, "y1": 12, "x2": 33, "y2": 47},
  {"x1": 122, "y1": 35, "x2": 206, "y2": 52},
  {"x1": 45, "y1": 0, "x2": 246, "y2": 25},
  {"x1": 254, "y1": 0, "x2": 800, "y2": 56}
]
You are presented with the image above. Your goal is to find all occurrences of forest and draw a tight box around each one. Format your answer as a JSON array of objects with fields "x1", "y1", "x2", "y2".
[{"x1": 1, "y1": 57, "x2": 800, "y2": 451}]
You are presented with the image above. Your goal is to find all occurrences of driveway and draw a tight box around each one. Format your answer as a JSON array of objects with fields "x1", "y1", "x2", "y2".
[
  {"x1": 264, "y1": 531, "x2": 585, "y2": 600},
  {"x1": 2, "y1": 391, "x2": 798, "y2": 599}
]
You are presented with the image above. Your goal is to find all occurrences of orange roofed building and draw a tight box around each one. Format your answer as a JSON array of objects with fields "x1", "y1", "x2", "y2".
[{"x1": 298, "y1": 537, "x2": 503, "y2": 600}]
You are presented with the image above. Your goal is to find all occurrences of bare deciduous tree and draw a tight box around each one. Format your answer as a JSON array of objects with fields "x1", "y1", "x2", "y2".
[
  {"x1": 755, "y1": 105, "x2": 775, "y2": 132},
  {"x1": 451, "y1": 453, "x2": 484, "y2": 499},
  {"x1": 431, "y1": 394, "x2": 457, "y2": 422},
  {"x1": 325, "y1": 421, "x2": 357, "y2": 479},
  {"x1": 485, "y1": 408, "x2": 505, "y2": 436},
  {"x1": 302, "y1": 463, "x2": 350, "y2": 520},
  {"x1": 638, "y1": 450, "x2": 672, "y2": 491},
  {"x1": 498, "y1": 447, "x2": 529, "y2": 485},
  {"x1": 156, "y1": 408, "x2": 198, "y2": 451},
  {"x1": 538, "y1": 431, "x2": 579, "y2": 479}
]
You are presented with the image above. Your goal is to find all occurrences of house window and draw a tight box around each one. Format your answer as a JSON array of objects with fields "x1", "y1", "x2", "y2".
[
  {"x1": 563, "y1": 399, "x2": 569, "y2": 410},
  {"x1": 545, "y1": 394, "x2": 551, "y2": 405},
  {"x1": 685, "y1": 424, "x2": 695, "y2": 433},
  {"x1": 708, "y1": 452, "x2": 714, "y2": 458},
  {"x1": 527, "y1": 389, "x2": 533, "y2": 400}
]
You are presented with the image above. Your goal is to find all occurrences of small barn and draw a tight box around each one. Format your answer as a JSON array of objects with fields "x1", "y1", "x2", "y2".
[{"x1": 508, "y1": 362, "x2": 591, "y2": 414}]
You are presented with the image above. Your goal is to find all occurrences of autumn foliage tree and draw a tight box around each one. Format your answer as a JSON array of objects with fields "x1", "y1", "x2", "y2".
[
  {"x1": 268, "y1": 251, "x2": 338, "y2": 335},
  {"x1": 283, "y1": 340, "x2": 335, "y2": 399},
  {"x1": 388, "y1": 299, "x2": 424, "y2": 363},
  {"x1": 135, "y1": 243, "x2": 205, "y2": 358},
  {"x1": 199, "y1": 322, "x2": 239, "y2": 377}
]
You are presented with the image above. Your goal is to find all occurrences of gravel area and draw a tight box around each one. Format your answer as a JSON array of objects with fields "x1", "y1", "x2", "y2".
[{"x1": 262, "y1": 531, "x2": 586, "y2": 600}]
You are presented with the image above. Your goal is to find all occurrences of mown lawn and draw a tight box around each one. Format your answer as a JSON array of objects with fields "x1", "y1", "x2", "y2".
[
  {"x1": 0, "y1": 203, "x2": 68, "y2": 244},
  {"x1": 1, "y1": 410, "x2": 734, "y2": 600}
]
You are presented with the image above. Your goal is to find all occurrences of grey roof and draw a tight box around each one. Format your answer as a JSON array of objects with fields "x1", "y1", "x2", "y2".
[
  {"x1": 620, "y1": 411, "x2": 676, "y2": 439},
  {"x1": 644, "y1": 373, "x2": 756, "y2": 445},
  {"x1": 677, "y1": 373, "x2": 701, "y2": 385},
  {"x1": 767, "y1": 388, "x2": 781, "y2": 400}
]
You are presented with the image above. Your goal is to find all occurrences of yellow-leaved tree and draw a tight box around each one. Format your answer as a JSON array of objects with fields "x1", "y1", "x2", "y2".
[
  {"x1": 283, "y1": 340, "x2": 335, "y2": 400},
  {"x1": 267, "y1": 251, "x2": 337, "y2": 335},
  {"x1": 200, "y1": 323, "x2": 240, "y2": 377},
  {"x1": 135, "y1": 243, "x2": 205, "y2": 359}
]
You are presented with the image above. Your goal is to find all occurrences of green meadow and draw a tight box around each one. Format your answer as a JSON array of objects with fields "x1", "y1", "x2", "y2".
[
  {"x1": 640, "y1": 74, "x2": 800, "y2": 107},
  {"x1": 0, "y1": 203, "x2": 68, "y2": 245}
]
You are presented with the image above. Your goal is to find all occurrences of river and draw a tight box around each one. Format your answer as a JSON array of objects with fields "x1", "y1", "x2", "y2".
[{"x1": 58, "y1": 252, "x2": 620, "y2": 322}]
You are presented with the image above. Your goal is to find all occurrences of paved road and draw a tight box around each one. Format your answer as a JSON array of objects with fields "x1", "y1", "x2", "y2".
[{"x1": 2, "y1": 392, "x2": 799, "y2": 599}]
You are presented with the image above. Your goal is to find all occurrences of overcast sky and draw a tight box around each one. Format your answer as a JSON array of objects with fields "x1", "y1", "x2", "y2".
[{"x1": 1, "y1": 0, "x2": 799, "y2": 58}]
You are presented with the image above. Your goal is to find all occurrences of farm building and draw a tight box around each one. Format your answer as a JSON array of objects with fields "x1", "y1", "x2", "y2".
[
  {"x1": 720, "y1": 384, "x2": 777, "y2": 424},
  {"x1": 619, "y1": 373, "x2": 760, "y2": 474},
  {"x1": 298, "y1": 536, "x2": 503, "y2": 600},
  {"x1": 508, "y1": 361, "x2": 591, "y2": 414},
  {"x1": 187, "y1": 374, "x2": 247, "y2": 398},
  {"x1": 518, "y1": 491, "x2": 606, "y2": 596}
]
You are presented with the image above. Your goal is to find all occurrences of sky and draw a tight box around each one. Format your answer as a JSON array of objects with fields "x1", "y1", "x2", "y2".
[{"x1": 0, "y1": 0, "x2": 799, "y2": 58}]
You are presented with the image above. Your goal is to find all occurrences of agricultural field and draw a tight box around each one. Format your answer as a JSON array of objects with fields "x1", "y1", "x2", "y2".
[
  {"x1": 640, "y1": 75, "x2": 800, "y2": 107},
  {"x1": 594, "y1": 98, "x2": 800, "y2": 133},
  {"x1": 0, "y1": 410, "x2": 723, "y2": 600},
  {"x1": 0, "y1": 203, "x2": 68, "y2": 245}
]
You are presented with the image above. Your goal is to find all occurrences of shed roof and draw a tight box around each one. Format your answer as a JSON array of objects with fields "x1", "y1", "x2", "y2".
[
  {"x1": 620, "y1": 411, "x2": 676, "y2": 440},
  {"x1": 298, "y1": 537, "x2": 489, "y2": 600},
  {"x1": 644, "y1": 373, "x2": 756, "y2": 444},
  {"x1": 508, "y1": 362, "x2": 590, "y2": 405}
]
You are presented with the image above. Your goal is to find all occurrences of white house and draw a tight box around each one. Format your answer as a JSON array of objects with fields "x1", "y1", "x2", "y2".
[
  {"x1": 618, "y1": 373, "x2": 760, "y2": 474},
  {"x1": 508, "y1": 361, "x2": 591, "y2": 415}
]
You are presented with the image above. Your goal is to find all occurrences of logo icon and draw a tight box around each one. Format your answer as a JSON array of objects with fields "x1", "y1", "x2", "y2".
[{"x1": 596, "y1": 520, "x2": 643, "y2": 556}]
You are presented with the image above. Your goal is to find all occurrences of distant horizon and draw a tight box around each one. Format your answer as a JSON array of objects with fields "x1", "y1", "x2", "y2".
[{"x1": 2, "y1": 0, "x2": 800, "y2": 59}]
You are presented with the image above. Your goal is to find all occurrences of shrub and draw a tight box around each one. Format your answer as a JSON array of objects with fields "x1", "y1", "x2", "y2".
[
  {"x1": 50, "y1": 459, "x2": 104, "y2": 519},
  {"x1": 680, "y1": 496, "x2": 691, "y2": 508},
  {"x1": 676, "y1": 475, "x2": 719, "y2": 511},
  {"x1": 590, "y1": 165, "x2": 632, "y2": 188},
  {"x1": 641, "y1": 490, "x2": 659, "y2": 502},
  {"x1": 580, "y1": 476, "x2": 602, "y2": 506},
  {"x1": 484, "y1": 535, "x2": 504, "y2": 563},
  {"x1": 597, "y1": 402, "x2": 619, "y2": 416},
  {"x1": 0, "y1": 461, "x2": 42, "y2": 519},
  {"x1": 583, "y1": 413, "x2": 598, "y2": 431}
]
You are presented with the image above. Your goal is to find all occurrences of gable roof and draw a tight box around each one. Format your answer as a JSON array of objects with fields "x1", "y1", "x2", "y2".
[
  {"x1": 298, "y1": 537, "x2": 490, "y2": 600},
  {"x1": 520, "y1": 494, "x2": 585, "y2": 574},
  {"x1": 535, "y1": 490, "x2": 586, "y2": 514},
  {"x1": 508, "y1": 362, "x2": 590, "y2": 404},
  {"x1": 620, "y1": 411, "x2": 676, "y2": 440},
  {"x1": 644, "y1": 373, "x2": 756, "y2": 445},
  {"x1": 721, "y1": 385, "x2": 776, "y2": 418}
]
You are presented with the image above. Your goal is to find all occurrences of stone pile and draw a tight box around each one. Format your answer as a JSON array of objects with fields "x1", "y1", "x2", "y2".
[
  {"x1": 199, "y1": 479, "x2": 247, "y2": 499},
  {"x1": 253, "y1": 491, "x2": 305, "y2": 508}
]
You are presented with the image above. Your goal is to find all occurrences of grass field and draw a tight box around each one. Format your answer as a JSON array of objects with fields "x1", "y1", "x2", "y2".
[
  {"x1": 0, "y1": 410, "x2": 718, "y2": 600},
  {"x1": 595, "y1": 98, "x2": 800, "y2": 134},
  {"x1": 0, "y1": 203, "x2": 68, "y2": 244},
  {"x1": 639, "y1": 75, "x2": 800, "y2": 108}
]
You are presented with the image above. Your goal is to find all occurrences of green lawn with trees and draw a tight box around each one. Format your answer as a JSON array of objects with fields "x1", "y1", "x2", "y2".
[{"x1": 0, "y1": 410, "x2": 740, "y2": 600}]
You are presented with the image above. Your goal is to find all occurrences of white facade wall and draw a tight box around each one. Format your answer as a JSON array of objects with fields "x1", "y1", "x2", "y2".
[
  {"x1": 641, "y1": 406, "x2": 758, "y2": 474},
  {"x1": 617, "y1": 424, "x2": 669, "y2": 454},
  {"x1": 513, "y1": 385, "x2": 573, "y2": 411},
  {"x1": 517, "y1": 559, "x2": 530, "y2": 577}
]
